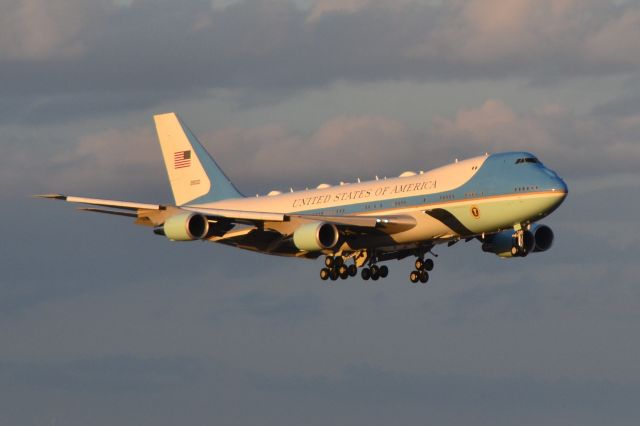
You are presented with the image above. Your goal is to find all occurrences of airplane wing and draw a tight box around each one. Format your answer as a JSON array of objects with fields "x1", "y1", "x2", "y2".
[{"x1": 36, "y1": 194, "x2": 415, "y2": 234}]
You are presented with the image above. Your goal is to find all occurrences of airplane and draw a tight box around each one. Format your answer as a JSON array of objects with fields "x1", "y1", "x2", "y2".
[{"x1": 38, "y1": 112, "x2": 568, "y2": 284}]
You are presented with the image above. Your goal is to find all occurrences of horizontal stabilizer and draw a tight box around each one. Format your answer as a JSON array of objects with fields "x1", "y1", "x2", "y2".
[{"x1": 35, "y1": 194, "x2": 163, "y2": 211}]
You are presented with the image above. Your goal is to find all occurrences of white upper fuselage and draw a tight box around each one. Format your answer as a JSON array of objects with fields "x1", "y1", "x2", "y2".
[{"x1": 190, "y1": 155, "x2": 487, "y2": 216}]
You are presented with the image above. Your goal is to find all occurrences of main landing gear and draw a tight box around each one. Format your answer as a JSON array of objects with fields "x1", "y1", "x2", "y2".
[
  {"x1": 361, "y1": 264, "x2": 389, "y2": 281},
  {"x1": 409, "y1": 257, "x2": 434, "y2": 284},
  {"x1": 319, "y1": 255, "x2": 389, "y2": 282},
  {"x1": 319, "y1": 253, "x2": 437, "y2": 284}
]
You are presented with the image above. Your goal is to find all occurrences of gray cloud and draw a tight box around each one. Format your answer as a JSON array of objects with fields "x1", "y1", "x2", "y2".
[
  {"x1": 251, "y1": 364, "x2": 640, "y2": 412},
  {"x1": 200, "y1": 99, "x2": 640, "y2": 192},
  {"x1": 3, "y1": 0, "x2": 640, "y2": 122},
  {"x1": 218, "y1": 291, "x2": 323, "y2": 323},
  {"x1": 0, "y1": 355, "x2": 203, "y2": 392},
  {"x1": 592, "y1": 94, "x2": 640, "y2": 117}
]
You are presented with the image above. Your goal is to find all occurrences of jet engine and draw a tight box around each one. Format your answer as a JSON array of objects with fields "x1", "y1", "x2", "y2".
[
  {"x1": 293, "y1": 222, "x2": 340, "y2": 252},
  {"x1": 530, "y1": 224, "x2": 554, "y2": 252},
  {"x1": 482, "y1": 229, "x2": 534, "y2": 258},
  {"x1": 163, "y1": 212, "x2": 209, "y2": 241},
  {"x1": 482, "y1": 224, "x2": 554, "y2": 258}
]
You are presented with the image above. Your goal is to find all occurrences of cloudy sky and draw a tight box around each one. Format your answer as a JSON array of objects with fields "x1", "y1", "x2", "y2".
[{"x1": 2, "y1": 0, "x2": 640, "y2": 424}]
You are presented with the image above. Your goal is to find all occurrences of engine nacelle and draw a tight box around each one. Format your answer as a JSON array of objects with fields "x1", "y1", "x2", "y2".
[
  {"x1": 482, "y1": 229, "x2": 534, "y2": 258},
  {"x1": 293, "y1": 222, "x2": 339, "y2": 252},
  {"x1": 531, "y1": 224, "x2": 554, "y2": 252},
  {"x1": 482, "y1": 224, "x2": 555, "y2": 258},
  {"x1": 163, "y1": 212, "x2": 209, "y2": 241}
]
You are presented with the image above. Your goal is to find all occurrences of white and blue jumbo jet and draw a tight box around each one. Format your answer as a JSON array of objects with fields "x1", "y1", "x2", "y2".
[{"x1": 39, "y1": 113, "x2": 568, "y2": 283}]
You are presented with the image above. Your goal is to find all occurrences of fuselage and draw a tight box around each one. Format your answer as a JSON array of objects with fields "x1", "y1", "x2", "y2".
[{"x1": 191, "y1": 152, "x2": 568, "y2": 252}]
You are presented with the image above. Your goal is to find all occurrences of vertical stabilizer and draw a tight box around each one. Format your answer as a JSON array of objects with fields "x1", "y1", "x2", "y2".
[{"x1": 154, "y1": 113, "x2": 243, "y2": 206}]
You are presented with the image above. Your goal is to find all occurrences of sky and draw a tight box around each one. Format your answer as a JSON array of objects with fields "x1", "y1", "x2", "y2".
[{"x1": 1, "y1": 0, "x2": 640, "y2": 424}]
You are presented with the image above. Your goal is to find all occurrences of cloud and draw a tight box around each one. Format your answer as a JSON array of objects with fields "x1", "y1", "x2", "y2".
[
  {"x1": 201, "y1": 99, "x2": 640, "y2": 191},
  {"x1": 46, "y1": 127, "x2": 161, "y2": 192},
  {"x1": 430, "y1": 99, "x2": 640, "y2": 179},
  {"x1": 3, "y1": 0, "x2": 640, "y2": 121},
  {"x1": 306, "y1": 0, "x2": 372, "y2": 23},
  {"x1": 592, "y1": 94, "x2": 640, "y2": 118},
  {"x1": 584, "y1": 5, "x2": 640, "y2": 66},
  {"x1": 4, "y1": 125, "x2": 167, "y2": 198},
  {"x1": 431, "y1": 99, "x2": 553, "y2": 151},
  {"x1": 0, "y1": 0, "x2": 113, "y2": 60},
  {"x1": 0, "y1": 355, "x2": 203, "y2": 392},
  {"x1": 204, "y1": 115, "x2": 418, "y2": 189},
  {"x1": 248, "y1": 364, "x2": 640, "y2": 425}
]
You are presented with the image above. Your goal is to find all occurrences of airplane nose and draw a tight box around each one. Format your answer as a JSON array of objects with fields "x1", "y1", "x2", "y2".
[
  {"x1": 555, "y1": 177, "x2": 568, "y2": 195},
  {"x1": 543, "y1": 167, "x2": 568, "y2": 196},
  {"x1": 551, "y1": 176, "x2": 569, "y2": 208}
]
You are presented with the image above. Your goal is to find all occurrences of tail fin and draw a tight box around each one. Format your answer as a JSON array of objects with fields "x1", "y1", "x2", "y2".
[{"x1": 154, "y1": 112, "x2": 243, "y2": 206}]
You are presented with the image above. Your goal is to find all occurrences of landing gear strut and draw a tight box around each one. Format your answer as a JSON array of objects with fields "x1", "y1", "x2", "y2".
[
  {"x1": 511, "y1": 228, "x2": 533, "y2": 257},
  {"x1": 321, "y1": 255, "x2": 353, "y2": 281}
]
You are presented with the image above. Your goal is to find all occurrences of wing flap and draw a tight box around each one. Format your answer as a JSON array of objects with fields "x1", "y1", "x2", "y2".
[
  {"x1": 77, "y1": 207, "x2": 138, "y2": 218},
  {"x1": 288, "y1": 213, "x2": 417, "y2": 234},
  {"x1": 183, "y1": 206, "x2": 285, "y2": 223}
]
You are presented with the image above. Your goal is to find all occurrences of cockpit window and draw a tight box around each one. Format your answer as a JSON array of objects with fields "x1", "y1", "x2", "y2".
[{"x1": 515, "y1": 157, "x2": 540, "y2": 164}]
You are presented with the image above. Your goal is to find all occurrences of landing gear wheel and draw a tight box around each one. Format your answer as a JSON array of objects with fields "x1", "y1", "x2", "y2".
[
  {"x1": 334, "y1": 256, "x2": 344, "y2": 268},
  {"x1": 415, "y1": 258, "x2": 424, "y2": 270},
  {"x1": 419, "y1": 271, "x2": 429, "y2": 284},
  {"x1": 361, "y1": 268, "x2": 371, "y2": 280},
  {"x1": 337, "y1": 265, "x2": 349, "y2": 280},
  {"x1": 379, "y1": 265, "x2": 389, "y2": 278},
  {"x1": 324, "y1": 256, "x2": 334, "y2": 268},
  {"x1": 370, "y1": 265, "x2": 380, "y2": 281},
  {"x1": 423, "y1": 258, "x2": 434, "y2": 271},
  {"x1": 348, "y1": 264, "x2": 357, "y2": 277},
  {"x1": 409, "y1": 271, "x2": 420, "y2": 283},
  {"x1": 320, "y1": 268, "x2": 330, "y2": 280},
  {"x1": 329, "y1": 269, "x2": 339, "y2": 281},
  {"x1": 511, "y1": 246, "x2": 519, "y2": 257}
]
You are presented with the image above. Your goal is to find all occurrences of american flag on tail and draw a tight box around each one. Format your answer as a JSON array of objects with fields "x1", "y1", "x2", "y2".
[{"x1": 174, "y1": 150, "x2": 191, "y2": 169}]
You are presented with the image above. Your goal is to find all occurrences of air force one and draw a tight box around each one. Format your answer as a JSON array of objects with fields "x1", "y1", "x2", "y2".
[{"x1": 38, "y1": 113, "x2": 568, "y2": 283}]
